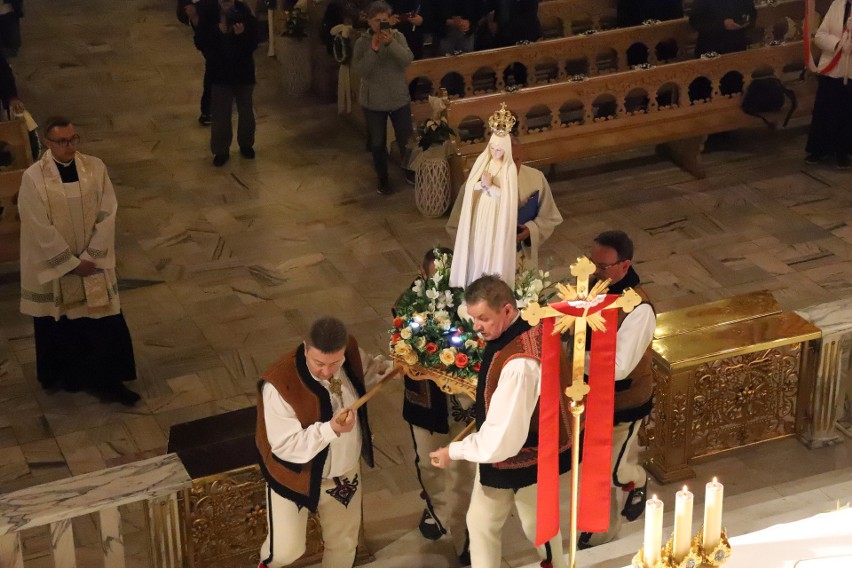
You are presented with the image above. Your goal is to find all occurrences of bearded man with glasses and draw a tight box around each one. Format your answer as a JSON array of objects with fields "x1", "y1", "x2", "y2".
[{"x1": 17, "y1": 116, "x2": 140, "y2": 406}]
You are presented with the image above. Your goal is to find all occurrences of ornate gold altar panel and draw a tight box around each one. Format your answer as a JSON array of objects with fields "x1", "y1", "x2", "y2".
[
  {"x1": 647, "y1": 307, "x2": 821, "y2": 483},
  {"x1": 654, "y1": 290, "x2": 781, "y2": 340},
  {"x1": 180, "y1": 465, "x2": 373, "y2": 567}
]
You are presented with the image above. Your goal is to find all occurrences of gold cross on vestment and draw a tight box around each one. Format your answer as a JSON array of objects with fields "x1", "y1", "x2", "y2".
[{"x1": 521, "y1": 257, "x2": 642, "y2": 402}]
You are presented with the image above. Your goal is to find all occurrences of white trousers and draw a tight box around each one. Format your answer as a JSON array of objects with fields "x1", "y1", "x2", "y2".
[
  {"x1": 585, "y1": 419, "x2": 647, "y2": 546},
  {"x1": 260, "y1": 466, "x2": 362, "y2": 568},
  {"x1": 467, "y1": 470, "x2": 568, "y2": 568},
  {"x1": 411, "y1": 420, "x2": 476, "y2": 555}
]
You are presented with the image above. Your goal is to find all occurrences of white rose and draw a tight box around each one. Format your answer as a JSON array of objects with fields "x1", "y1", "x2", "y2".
[
  {"x1": 465, "y1": 339, "x2": 479, "y2": 350},
  {"x1": 415, "y1": 336, "x2": 426, "y2": 350},
  {"x1": 404, "y1": 351, "x2": 420, "y2": 366},
  {"x1": 400, "y1": 327, "x2": 413, "y2": 340},
  {"x1": 394, "y1": 341, "x2": 413, "y2": 356},
  {"x1": 439, "y1": 348, "x2": 457, "y2": 366}
]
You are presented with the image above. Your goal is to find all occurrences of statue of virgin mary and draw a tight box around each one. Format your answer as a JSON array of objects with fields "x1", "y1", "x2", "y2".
[{"x1": 449, "y1": 103, "x2": 519, "y2": 289}]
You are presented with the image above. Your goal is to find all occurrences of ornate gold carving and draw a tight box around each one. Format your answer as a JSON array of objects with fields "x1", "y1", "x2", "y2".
[
  {"x1": 690, "y1": 347, "x2": 800, "y2": 456},
  {"x1": 181, "y1": 465, "x2": 372, "y2": 567},
  {"x1": 393, "y1": 356, "x2": 477, "y2": 399}
]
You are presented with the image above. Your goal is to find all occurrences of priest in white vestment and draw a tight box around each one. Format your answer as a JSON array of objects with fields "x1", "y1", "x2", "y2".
[
  {"x1": 447, "y1": 135, "x2": 563, "y2": 274},
  {"x1": 18, "y1": 117, "x2": 139, "y2": 406},
  {"x1": 449, "y1": 104, "x2": 519, "y2": 289}
]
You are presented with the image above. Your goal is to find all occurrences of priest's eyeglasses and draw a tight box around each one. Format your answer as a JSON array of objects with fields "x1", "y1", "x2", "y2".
[
  {"x1": 593, "y1": 259, "x2": 625, "y2": 271},
  {"x1": 46, "y1": 134, "x2": 81, "y2": 148}
]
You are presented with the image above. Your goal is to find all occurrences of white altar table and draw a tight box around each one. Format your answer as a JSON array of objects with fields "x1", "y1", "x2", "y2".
[{"x1": 618, "y1": 508, "x2": 852, "y2": 568}]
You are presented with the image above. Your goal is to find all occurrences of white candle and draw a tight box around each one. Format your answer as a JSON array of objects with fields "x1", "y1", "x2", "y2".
[
  {"x1": 672, "y1": 485, "x2": 694, "y2": 561},
  {"x1": 643, "y1": 495, "x2": 664, "y2": 567},
  {"x1": 702, "y1": 477, "x2": 724, "y2": 553}
]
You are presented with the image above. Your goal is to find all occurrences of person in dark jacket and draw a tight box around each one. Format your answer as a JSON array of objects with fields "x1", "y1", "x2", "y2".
[
  {"x1": 193, "y1": 0, "x2": 258, "y2": 166},
  {"x1": 179, "y1": 0, "x2": 219, "y2": 125},
  {"x1": 617, "y1": 0, "x2": 683, "y2": 28},
  {"x1": 487, "y1": 0, "x2": 540, "y2": 47},
  {"x1": 388, "y1": 0, "x2": 430, "y2": 59},
  {"x1": 689, "y1": 0, "x2": 756, "y2": 57},
  {"x1": 434, "y1": 0, "x2": 484, "y2": 55},
  {"x1": 0, "y1": 0, "x2": 23, "y2": 57}
]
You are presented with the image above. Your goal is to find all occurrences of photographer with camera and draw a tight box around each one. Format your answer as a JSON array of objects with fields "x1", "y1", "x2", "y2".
[
  {"x1": 352, "y1": 1, "x2": 415, "y2": 195},
  {"x1": 689, "y1": 0, "x2": 756, "y2": 57},
  {"x1": 193, "y1": 0, "x2": 258, "y2": 167}
]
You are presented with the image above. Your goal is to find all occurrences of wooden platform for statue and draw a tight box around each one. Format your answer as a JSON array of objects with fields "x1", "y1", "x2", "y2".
[
  {"x1": 645, "y1": 291, "x2": 822, "y2": 483},
  {"x1": 168, "y1": 408, "x2": 373, "y2": 568}
]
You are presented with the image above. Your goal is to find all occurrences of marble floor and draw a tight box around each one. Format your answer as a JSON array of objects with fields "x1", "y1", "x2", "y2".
[{"x1": 0, "y1": 1, "x2": 851, "y2": 567}]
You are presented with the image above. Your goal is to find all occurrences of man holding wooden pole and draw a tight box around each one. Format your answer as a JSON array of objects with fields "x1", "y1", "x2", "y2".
[{"x1": 255, "y1": 316, "x2": 396, "y2": 568}]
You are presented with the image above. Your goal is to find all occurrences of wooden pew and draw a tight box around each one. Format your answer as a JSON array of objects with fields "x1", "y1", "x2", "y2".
[
  {"x1": 408, "y1": 0, "x2": 820, "y2": 127},
  {"x1": 0, "y1": 119, "x2": 33, "y2": 264},
  {"x1": 538, "y1": 0, "x2": 618, "y2": 37},
  {"x1": 445, "y1": 41, "x2": 814, "y2": 180}
]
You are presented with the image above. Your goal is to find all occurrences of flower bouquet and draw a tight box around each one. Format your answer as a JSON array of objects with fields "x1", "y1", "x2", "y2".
[
  {"x1": 390, "y1": 251, "x2": 566, "y2": 396},
  {"x1": 391, "y1": 250, "x2": 482, "y2": 394}
]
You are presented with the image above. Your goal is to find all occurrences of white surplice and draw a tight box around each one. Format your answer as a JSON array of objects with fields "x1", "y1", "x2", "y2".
[{"x1": 18, "y1": 150, "x2": 120, "y2": 320}]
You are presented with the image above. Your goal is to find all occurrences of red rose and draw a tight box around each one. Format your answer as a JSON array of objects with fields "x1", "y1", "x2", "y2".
[
  {"x1": 425, "y1": 342, "x2": 438, "y2": 354},
  {"x1": 393, "y1": 317, "x2": 404, "y2": 329},
  {"x1": 457, "y1": 326, "x2": 464, "y2": 333},
  {"x1": 455, "y1": 353, "x2": 469, "y2": 368},
  {"x1": 473, "y1": 362, "x2": 481, "y2": 372},
  {"x1": 477, "y1": 339, "x2": 486, "y2": 348},
  {"x1": 392, "y1": 333, "x2": 401, "y2": 344}
]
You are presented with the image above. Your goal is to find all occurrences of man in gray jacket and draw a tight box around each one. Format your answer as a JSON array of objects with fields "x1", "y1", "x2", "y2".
[{"x1": 353, "y1": 0, "x2": 415, "y2": 195}]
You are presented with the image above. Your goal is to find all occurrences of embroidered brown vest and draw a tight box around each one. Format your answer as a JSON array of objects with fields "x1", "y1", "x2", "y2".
[
  {"x1": 613, "y1": 285, "x2": 656, "y2": 424},
  {"x1": 475, "y1": 320, "x2": 575, "y2": 489},
  {"x1": 255, "y1": 336, "x2": 374, "y2": 511}
]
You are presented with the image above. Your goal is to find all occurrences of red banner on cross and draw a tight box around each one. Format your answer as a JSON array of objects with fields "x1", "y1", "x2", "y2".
[{"x1": 522, "y1": 257, "x2": 641, "y2": 547}]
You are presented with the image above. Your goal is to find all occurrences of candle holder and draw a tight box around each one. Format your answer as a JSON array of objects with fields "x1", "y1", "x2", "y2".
[
  {"x1": 693, "y1": 527, "x2": 732, "y2": 566},
  {"x1": 632, "y1": 531, "x2": 730, "y2": 568}
]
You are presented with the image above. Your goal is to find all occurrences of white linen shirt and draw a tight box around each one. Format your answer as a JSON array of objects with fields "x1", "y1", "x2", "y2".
[
  {"x1": 448, "y1": 357, "x2": 542, "y2": 464},
  {"x1": 263, "y1": 366, "x2": 362, "y2": 479}
]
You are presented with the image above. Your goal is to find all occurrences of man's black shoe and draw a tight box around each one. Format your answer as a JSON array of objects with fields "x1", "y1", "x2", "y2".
[
  {"x1": 804, "y1": 153, "x2": 824, "y2": 165},
  {"x1": 240, "y1": 146, "x2": 255, "y2": 159},
  {"x1": 837, "y1": 154, "x2": 850, "y2": 170},
  {"x1": 417, "y1": 508, "x2": 444, "y2": 540},
  {"x1": 198, "y1": 114, "x2": 212, "y2": 126},
  {"x1": 377, "y1": 179, "x2": 392, "y2": 195},
  {"x1": 577, "y1": 532, "x2": 594, "y2": 550},
  {"x1": 621, "y1": 477, "x2": 648, "y2": 522},
  {"x1": 98, "y1": 384, "x2": 141, "y2": 407},
  {"x1": 403, "y1": 169, "x2": 416, "y2": 185},
  {"x1": 213, "y1": 154, "x2": 229, "y2": 167},
  {"x1": 458, "y1": 548, "x2": 471, "y2": 566}
]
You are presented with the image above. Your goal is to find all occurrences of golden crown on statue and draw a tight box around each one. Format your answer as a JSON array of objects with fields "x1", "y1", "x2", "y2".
[{"x1": 488, "y1": 102, "x2": 517, "y2": 136}]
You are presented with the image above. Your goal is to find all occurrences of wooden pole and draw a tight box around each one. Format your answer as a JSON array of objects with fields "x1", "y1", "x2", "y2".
[
  {"x1": 452, "y1": 420, "x2": 476, "y2": 443},
  {"x1": 336, "y1": 366, "x2": 403, "y2": 423}
]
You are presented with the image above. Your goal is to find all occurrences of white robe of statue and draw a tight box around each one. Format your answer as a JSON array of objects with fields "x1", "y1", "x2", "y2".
[{"x1": 449, "y1": 133, "x2": 518, "y2": 289}]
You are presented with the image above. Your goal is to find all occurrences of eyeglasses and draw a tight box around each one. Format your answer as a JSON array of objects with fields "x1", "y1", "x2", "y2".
[
  {"x1": 46, "y1": 134, "x2": 81, "y2": 148},
  {"x1": 593, "y1": 259, "x2": 624, "y2": 271}
]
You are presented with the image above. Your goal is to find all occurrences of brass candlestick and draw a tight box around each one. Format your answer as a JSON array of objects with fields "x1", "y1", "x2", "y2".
[{"x1": 631, "y1": 530, "x2": 731, "y2": 568}]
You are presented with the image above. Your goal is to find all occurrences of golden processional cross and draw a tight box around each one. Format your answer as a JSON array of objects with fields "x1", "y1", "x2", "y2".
[{"x1": 521, "y1": 257, "x2": 641, "y2": 567}]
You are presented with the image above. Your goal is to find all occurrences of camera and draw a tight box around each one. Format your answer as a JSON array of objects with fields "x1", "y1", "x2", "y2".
[
  {"x1": 379, "y1": 21, "x2": 391, "y2": 30},
  {"x1": 225, "y1": 7, "x2": 245, "y2": 27}
]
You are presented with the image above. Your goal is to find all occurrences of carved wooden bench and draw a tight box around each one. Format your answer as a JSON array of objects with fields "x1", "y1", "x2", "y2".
[
  {"x1": 444, "y1": 40, "x2": 815, "y2": 180},
  {"x1": 407, "y1": 0, "x2": 822, "y2": 125}
]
